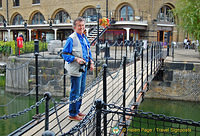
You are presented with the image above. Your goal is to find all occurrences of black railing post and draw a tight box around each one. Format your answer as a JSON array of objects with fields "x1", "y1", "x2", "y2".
[
  {"x1": 103, "y1": 64, "x2": 107, "y2": 136},
  {"x1": 122, "y1": 56, "x2": 127, "y2": 135},
  {"x1": 151, "y1": 43, "x2": 153, "y2": 75},
  {"x1": 125, "y1": 42, "x2": 128, "y2": 57},
  {"x1": 146, "y1": 45, "x2": 149, "y2": 82},
  {"x1": 172, "y1": 42, "x2": 174, "y2": 62},
  {"x1": 115, "y1": 44, "x2": 117, "y2": 67},
  {"x1": 154, "y1": 43, "x2": 156, "y2": 73},
  {"x1": 105, "y1": 42, "x2": 108, "y2": 65},
  {"x1": 44, "y1": 92, "x2": 51, "y2": 131},
  {"x1": 34, "y1": 39, "x2": 39, "y2": 115},
  {"x1": 167, "y1": 43, "x2": 169, "y2": 56},
  {"x1": 63, "y1": 60, "x2": 66, "y2": 97},
  {"x1": 141, "y1": 47, "x2": 143, "y2": 90},
  {"x1": 95, "y1": 100, "x2": 103, "y2": 136},
  {"x1": 134, "y1": 50, "x2": 137, "y2": 103},
  {"x1": 121, "y1": 43, "x2": 123, "y2": 61},
  {"x1": 123, "y1": 56, "x2": 126, "y2": 108}
]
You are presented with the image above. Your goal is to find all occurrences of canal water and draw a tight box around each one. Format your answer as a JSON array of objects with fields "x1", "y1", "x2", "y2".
[
  {"x1": 139, "y1": 98, "x2": 200, "y2": 122},
  {"x1": 0, "y1": 86, "x2": 61, "y2": 136}
]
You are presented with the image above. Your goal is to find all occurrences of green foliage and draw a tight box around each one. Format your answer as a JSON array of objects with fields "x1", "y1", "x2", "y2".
[
  {"x1": 174, "y1": 0, "x2": 200, "y2": 40},
  {"x1": 0, "y1": 41, "x2": 15, "y2": 55},
  {"x1": 0, "y1": 76, "x2": 5, "y2": 87},
  {"x1": 0, "y1": 41, "x2": 48, "y2": 56}
]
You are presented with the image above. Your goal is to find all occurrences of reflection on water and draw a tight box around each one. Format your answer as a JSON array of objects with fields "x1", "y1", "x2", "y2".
[
  {"x1": 139, "y1": 98, "x2": 200, "y2": 122},
  {"x1": 0, "y1": 87, "x2": 60, "y2": 136}
]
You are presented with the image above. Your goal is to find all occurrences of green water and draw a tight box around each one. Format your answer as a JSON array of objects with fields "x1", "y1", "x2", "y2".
[
  {"x1": 139, "y1": 98, "x2": 200, "y2": 122},
  {"x1": 0, "y1": 87, "x2": 60, "y2": 136},
  {"x1": 126, "y1": 99, "x2": 200, "y2": 136}
]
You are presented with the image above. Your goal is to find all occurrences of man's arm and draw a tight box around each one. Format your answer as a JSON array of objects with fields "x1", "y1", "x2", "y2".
[
  {"x1": 62, "y1": 37, "x2": 75, "y2": 63},
  {"x1": 85, "y1": 37, "x2": 94, "y2": 62}
]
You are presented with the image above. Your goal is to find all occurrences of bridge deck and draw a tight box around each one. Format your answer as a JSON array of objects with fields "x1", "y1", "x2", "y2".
[{"x1": 15, "y1": 56, "x2": 159, "y2": 136}]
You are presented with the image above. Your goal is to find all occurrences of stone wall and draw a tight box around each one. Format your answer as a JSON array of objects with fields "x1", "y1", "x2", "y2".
[
  {"x1": 145, "y1": 62, "x2": 200, "y2": 101},
  {"x1": 5, "y1": 56, "x2": 98, "y2": 96}
]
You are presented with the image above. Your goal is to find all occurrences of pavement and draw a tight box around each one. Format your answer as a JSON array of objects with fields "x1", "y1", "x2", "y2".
[{"x1": 165, "y1": 48, "x2": 200, "y2": 63}]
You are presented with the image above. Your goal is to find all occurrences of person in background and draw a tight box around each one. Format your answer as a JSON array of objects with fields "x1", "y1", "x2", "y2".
[
  {"x1": 19, "y1": 33, "x2": 24, "y2": 41},
  {"x1": 62, "y1": 17, "x2": 94, "y2": 121},
  {"x1": 184, "y1": 37, "x2": 188, "y2": 48}
]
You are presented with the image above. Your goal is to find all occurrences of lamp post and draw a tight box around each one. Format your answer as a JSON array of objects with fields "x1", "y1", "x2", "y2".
[
  {"x1": 96, "y1": 5, "x2": 101, "y2": 78},
  {"x1": 106, "y1": 0, "x2": 108, "y2": 18},
  {"x1": 48, "y1": 18, "x2": 53, "y2": 29}
]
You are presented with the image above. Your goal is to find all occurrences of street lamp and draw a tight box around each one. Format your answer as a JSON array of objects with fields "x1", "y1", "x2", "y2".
[
  {"x1": 48, "y1": 18, "x2": 53, "y2": 29},
  {"x1": 96, "y1": 5, "x2": 101, "y2": 77},
  {"x1": 23, "y1": 20, "x2": 27, "y2": 52}
]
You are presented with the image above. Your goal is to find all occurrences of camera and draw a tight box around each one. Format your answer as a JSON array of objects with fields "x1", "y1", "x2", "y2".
[{"x1": 79, "y1": 64, "x2": 86, "y2": 72}]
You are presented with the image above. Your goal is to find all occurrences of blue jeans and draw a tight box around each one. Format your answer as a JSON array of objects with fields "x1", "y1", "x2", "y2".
[{"x1": 69, "y1": 69, "x2": 87, "y2": 117}]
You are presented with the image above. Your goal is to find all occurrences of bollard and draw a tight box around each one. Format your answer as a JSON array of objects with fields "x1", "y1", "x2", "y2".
[
  {"x1": 95, "y1": 100, "x2": 103, "y2": 136},
  {"x1": 42, "y1": 130, "x2": 55, "y2": 136},
  {"x1": 44, "y1": 92, "x2": 52, "y2": 131},
  {"x1": 134, "y1": 50, "x2": 137, "y2": 103},
  {"x1": 63, "y1": 60, "x2": 66, "y2": 97},
  {"x1": 34, "y1": 39, "x2": 39, "y2": 115},
  {"x1": 102, "y1": 64, "x2": 107, "y2": 136}
]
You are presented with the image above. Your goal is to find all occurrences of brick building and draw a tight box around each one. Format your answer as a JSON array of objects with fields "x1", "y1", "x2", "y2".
[{"x1": 0, "y1": 0, "x2": 184, "y2": 44}]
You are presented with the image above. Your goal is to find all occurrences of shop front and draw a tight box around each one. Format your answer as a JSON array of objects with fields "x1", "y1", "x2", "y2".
[{"x1": 101, "y1": 29, "x2": 140, "y2": 44}]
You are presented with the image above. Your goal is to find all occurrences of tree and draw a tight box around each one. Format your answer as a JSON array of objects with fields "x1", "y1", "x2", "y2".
[{"x1": 174, "y1": 0, "x2": 200, "y2": 40}]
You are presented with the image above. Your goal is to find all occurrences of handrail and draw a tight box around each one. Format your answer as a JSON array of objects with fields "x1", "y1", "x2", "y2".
[{"x1": 90, "y1": 26, "x2": 109, "y2": 45}]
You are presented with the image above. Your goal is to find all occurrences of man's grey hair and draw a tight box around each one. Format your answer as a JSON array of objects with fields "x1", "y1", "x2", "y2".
[{"x1": 73, "y1": 17, "x2": 85, "y2": 27}]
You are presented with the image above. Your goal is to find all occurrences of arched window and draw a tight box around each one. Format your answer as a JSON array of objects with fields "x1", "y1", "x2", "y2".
[
  {"x1": 157, "y1": 5, "x2": 174, "y2": 23},
  {"x1": 31, "y1": 12, "x2": 45, "y2": 24},
  {"x1": 54, "y1": 10, "x2": 70, "y2": 24},
  {"x1": 0, "y1": 15, "x2": 4, "y2": 26},
  {"x1": 120, "y1": 5, "x2": 134, "y2": 21},
  {"x1": 12, "y1": 14, "x2": 23, "y2": 25},
  {"x1": 82, "y1": 8, "x2": 99, "y2": 22}
]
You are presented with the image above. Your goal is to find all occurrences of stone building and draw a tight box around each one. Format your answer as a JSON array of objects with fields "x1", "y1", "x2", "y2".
[{"x1": 0, "y1": 0, "x2": 184, "y2": 44}]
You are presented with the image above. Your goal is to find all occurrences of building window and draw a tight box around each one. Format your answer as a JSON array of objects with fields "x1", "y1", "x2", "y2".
[
  {"x1": 54, "y1": 10, "x2": 70, "y2": 24},
  {"x1": 31, "y1": 12, "x2": 45, "y2": 24},
  {"x1": 157, "y1": 6, "x2": 174, "y2": 23},
  {"x1": 82, "y1": 8, "x2": 99, "y2": 22},
  {"x1": 13, "y1": 0, "x2": 20, "y2": 7},
  {"x1": 12, "y1": 14, "x2": 23, "y2": 25},
  {"x1": 0, "y1": 15, "x2": 4, "y2": 26},
  {"x1": 32, "y1": 0, "x2": 40, "y2": 4},
  {"x1": 120, "y1": 5, "x2": 134, "y2": 21},
  {"x1": 0, "y1": 0, "x2": 2, "y2": 8}
]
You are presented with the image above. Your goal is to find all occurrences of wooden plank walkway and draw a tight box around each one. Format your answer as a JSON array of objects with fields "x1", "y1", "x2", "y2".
[{"x1": 11, "y1": 54, "x2": 162, "y2": 136}]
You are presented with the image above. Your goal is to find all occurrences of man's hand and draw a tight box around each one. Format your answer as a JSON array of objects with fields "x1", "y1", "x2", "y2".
[
  {"x1": 90, "y1": 60, "x2": 94, "y2": 71},
  {"x1": 75, "y1": 57, "x2": 85, "y2": 64}
]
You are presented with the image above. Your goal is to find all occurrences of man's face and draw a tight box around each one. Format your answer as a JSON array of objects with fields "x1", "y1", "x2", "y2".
[{"x1": 74, "y1": 21, "x2": 85, "y2": 34}]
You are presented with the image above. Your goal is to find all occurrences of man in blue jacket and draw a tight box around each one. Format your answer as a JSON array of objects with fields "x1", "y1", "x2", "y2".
[{"x1": 62, "y1": 17, "x2": 94, "y2": 121}]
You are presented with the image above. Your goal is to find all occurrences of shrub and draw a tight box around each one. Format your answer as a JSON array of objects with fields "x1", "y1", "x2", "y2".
[{"x1": 0, "y1": 41, "x2": 48, "y2": 55}]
